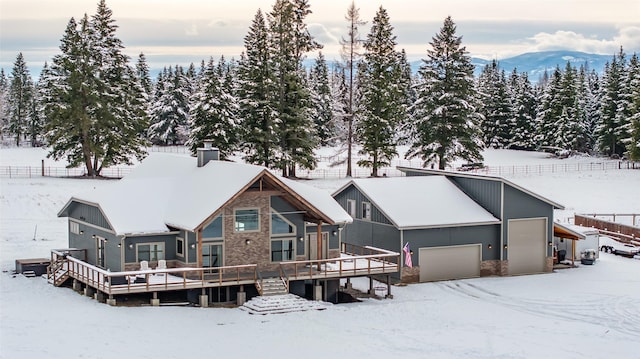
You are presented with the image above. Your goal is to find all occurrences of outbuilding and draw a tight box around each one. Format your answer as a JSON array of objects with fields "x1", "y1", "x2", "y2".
[{"x1": 333, "y1": 167, "x2": 564, "y2": 283}]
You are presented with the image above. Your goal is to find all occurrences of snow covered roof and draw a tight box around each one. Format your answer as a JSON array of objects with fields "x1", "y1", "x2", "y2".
[
  {"x1": 336, "y1": 176, "x2": 501, "y2": 230},
  {"x1": 59, "y1": 153, "x2": 351, "y2": 235},
  {"x1": 396, "y1": 166, "x2": 565, "y2": 210}
]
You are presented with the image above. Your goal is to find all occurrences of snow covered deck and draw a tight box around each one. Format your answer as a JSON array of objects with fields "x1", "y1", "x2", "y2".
[{"x1": 48, "y1": 245, "x2": 399, "y2": 296}]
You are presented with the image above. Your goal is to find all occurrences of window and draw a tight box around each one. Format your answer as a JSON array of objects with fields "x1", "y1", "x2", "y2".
[
  {"x1": 176, "y1": 238, "x2": 184, "y2": 257},
  {"x1": 202, "y1": 215, "x2": 223, "y2": 238},
  {"x1": 347, "y1": 200, "x2": 356, "y2": 218},
  {"x1": 70, "y1": 221, "x2": 80, "y2": 235},
  {"x1": 271, "y1": 239, "x2": 294, "y2": 262},
  {"x1": 362, "y1": 202, "x2": 371, "y2": 220},
  {"x1": 137, "y1": 243, "x2": 165, "y2": 262},
  {"x1": 271, "y1": 210, "x2": 295, "y2": 235},
  {"x1": 235, "y1": 209, "x2": 259, "y2": 232},
  {"x1": 96, "y1": 236, "x2": 106, "y2": 268}
]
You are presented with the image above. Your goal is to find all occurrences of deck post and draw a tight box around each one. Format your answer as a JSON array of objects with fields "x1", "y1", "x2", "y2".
[
  {"x1": 385, "y1": 275, "x2": 393, "y2": 299},
  {"x1": 84, "y1": 286, "x2": 95, "y2": 298},
  {"x1": 73, "y1": 279, "x2": 82, "y2": 292},
  {"x1": 107, "y1": 294, "x2": 116, "y2": 306},
  {"x1": 344, "y1": 277, "x2": 352, "y2": 289},
  {"x1": 237, "y1": 286, "x2": 246, "y2": 306},
  {"x1": 150, "y1": 292, "x2": 160, "y2": 306},
  {"x1": 199, "y1": 288, "x2": 208, "y2": 308},
  {"x1": 313, "y1": 282, "x2": 323, "y2": 301},
  {"x1": 367, "y1": 276, "x2": 373, "y2": 294}
]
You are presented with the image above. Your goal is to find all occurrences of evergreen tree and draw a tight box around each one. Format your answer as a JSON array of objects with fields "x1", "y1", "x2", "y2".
[
  {"x1": 308, "y1": 52, "x2": 335, "y2": 146},
  {"x1": 187, "y1": 56, "x2": 238, "y2": 159},
  {"x1": 553, "y1": 62, "x2": 584, "y2": 150},
  {"x1": 148, "y1": 65, "x2": 190, "y2": 144},
  {"x1": 508, "y1": 70, "x2": 537, "y2": 150},
  {"x1": 237, "y1": 10, "x2": 278, "y2": 167},
  {"x1": 406, "y1": 16, "x2": 483, "y2": 169},
  {"x1": 339, "y1": 1, "x2": 366, "y2": 177},
  {"x1": 268, "y1": 0, "x2": 322, "y2": 177},
  {"x1": 135, "y1": 52, "x2": 153, "y2": 99},
  {"x1": 7, "y1": 53, "x2": 34, "y2": 146},
  {"x1": 357, "y1": 6, "x2": 406, "y2": 176},
  {"x1": 478, "y1": 60, "x2": 513, "y2": 148},
  {"x1": 583, "y1": 69, "x2": 602, "y2": 153},
  {"x1": 535, "y1": 66, "x2": 563, "y2": 147},
  {"x1": 0, "y1": 69, "x2": 9, "y2": 141},
  {"x1": 597, "y1": 48, "x2": 628, "y2": 157},
  {"x1": 624, "y1": 53, "x2": 640, "y2": 160},
  {"x1": 43, "y1": 1, "x2": 148, "y2": 177}
]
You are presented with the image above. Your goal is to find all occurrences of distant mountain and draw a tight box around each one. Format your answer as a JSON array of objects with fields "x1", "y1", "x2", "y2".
[{"x1": 408, "y1": 51, "x2": 612, "y2": 82}]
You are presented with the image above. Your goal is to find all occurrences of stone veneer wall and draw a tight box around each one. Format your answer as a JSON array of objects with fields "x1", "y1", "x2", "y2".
[
  {"x1": 545, "y1": 257, "x2": 554, "y2": 272},
  {"x1": 401, "y1": 267, "x2": 420, "y2": 283},
  {"x1": 480, "y1": 260, "x2": 508, "y2": 276},
  {"x1": 223, "y1": 191, "x2": 276, "y2": 271}
]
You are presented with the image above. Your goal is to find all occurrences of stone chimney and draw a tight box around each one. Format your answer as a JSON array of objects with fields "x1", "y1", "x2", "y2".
[{"x1": 197, "y1": 140, "x2": 220, "y2": 167}]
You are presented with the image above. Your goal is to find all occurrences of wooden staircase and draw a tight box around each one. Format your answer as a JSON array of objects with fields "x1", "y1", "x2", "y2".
[
  {"x1": 257, "y1": 277, "x2": 289, "y2": 296},
  {"x1": 47, "y1": 257, "x2": 69, "y2": 287}
]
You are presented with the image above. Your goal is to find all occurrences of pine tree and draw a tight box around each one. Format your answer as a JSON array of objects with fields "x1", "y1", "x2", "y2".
[
  {"x1": 597, "y1": 48, "x2": 628, "y2": 157},
  {"x1": 148, "y1": 65, "x2": 190, "y2": 145},
  {"x1": 357, "y1": 6, "x2": 406, "y2": 176},
  {"x1": 535, "y1": 66, "x2": 563, "y2": 147},
  {"x1": 43, "y1": 1, "x2": 148, "y2": 176},
  {"x1": 308, "y1": 52, "x2": 335, "y2": 146},
  {"x1": 268, "y1": 0, "x2": 322, "y2": 177},
  {"x1": 187, "y1": 56, "x2": 238, "y2": 159},
  {"x1": 406, "y1": 16, "x2": 483, "y2": 169},
  {"x1": 624, "y1": 53, "x2": 640, "y2": 160},
  {"x1": 0, "y1": 69, "x2": 9, "y2": 141},
  {"x1": 478, "y1": 60, "x2": 513, "y2": 148},
  {"x1": 136, "y1": 53, "x2": 153, "y2": 99},
  {"x1": 237, "y1": 10, "x2": 277, "y2": 167},
  {"x1": 339, "y1": 1, "x2": 366, "y2": 177},
  {"x1": 7, "y1": 52, "x2": 34, "y2": 146},
  {"x1": 508, "y1": 70, "x2": 537, "y2": 150},
  {"x1": 583, "y1": 69, "x2": 602, "y2": 153}
]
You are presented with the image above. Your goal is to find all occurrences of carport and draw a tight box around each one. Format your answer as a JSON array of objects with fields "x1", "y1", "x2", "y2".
[{"x1": 553, "y1": 223, "x2": 586, "y2": 267}]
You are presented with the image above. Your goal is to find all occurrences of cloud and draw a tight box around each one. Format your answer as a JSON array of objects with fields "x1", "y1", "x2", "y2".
[
  {"x1": 527, "y1": 26, "x2": 640, "y2": 54},
  {"x1": 185, "y1": 23, "x2": 199, "y2": 36}
]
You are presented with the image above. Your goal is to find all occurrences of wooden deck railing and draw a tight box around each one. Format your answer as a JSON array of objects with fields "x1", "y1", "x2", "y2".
[
  {"x1": 49, "y1": 249, "x2": 258, "y2": 295},
  {"x1": 279, "y1": 243, "x2": 399, "y2": 281}
]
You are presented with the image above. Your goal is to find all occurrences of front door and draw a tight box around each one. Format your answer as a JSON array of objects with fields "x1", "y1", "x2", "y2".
[
  {"x1": 308, "y1": 232, "x2": 328, "y2": 260},
  {"x1": 202, "y1": 243, "x2": 223, "y2": 273}
]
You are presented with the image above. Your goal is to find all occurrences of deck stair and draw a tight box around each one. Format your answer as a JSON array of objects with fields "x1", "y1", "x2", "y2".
[
  {"x1": 258, "y1": 277, "x2": 289, "y2": 296},
  {"x1": 21, "y1": 270, "x2": 37, "y2": 278},
  {"x1": 240, "y1": 294, "x2": 331, "y2": 315},
  {"x1": 47, "y1": 258, "x2": 69, "y2": 286}
]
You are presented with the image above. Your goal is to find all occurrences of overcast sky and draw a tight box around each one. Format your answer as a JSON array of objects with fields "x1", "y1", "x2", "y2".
[{"x1": 1, "y1": 0, "x2": 639, "y2": 76}]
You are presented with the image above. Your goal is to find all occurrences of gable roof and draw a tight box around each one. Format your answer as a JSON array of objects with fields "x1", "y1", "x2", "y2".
[
  {"x1": 59, "y1": 153, "x2": 352, "y2": 236},
  {"x1": 334, "y1": 176, "x2": 501, "y2": 230},
  {"x1": 397, "y1": 166, "x2": 565, "y2": 210}
]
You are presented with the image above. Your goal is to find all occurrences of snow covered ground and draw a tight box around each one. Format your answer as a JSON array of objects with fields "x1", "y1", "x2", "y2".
[{"x1": 1, "y1": 147, "x2": 639, "y2": 358}]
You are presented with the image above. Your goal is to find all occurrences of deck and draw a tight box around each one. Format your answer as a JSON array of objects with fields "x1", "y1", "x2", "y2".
[{"x1": 48, "y1": 244, "x2": 400, "y2": 296}]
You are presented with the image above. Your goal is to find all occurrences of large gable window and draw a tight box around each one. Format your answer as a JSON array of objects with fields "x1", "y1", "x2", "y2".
[
  {"x1": 271, "y1": 210, "x2": 295, "y2": 236},
  {"x1": 235, "y1": 209, "x2": 259, "y2": 232},
  {"x1": 202, "y1": 215, "x2": 223, "y2": 238}
]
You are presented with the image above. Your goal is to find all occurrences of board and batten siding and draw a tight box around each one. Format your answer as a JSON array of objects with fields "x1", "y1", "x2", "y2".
[
  {"x1": 68, "y1": 202, "x2": 112, "y2": 230},
  {"x1": 449, "y1": 177, "x2": 502, "y2": 218},
  {"x1": 503, "y1": 184, "x2": 555, "y2": 257},
  {"x1": 333, "y1": 184, "x2": 393, "y2": 225}
]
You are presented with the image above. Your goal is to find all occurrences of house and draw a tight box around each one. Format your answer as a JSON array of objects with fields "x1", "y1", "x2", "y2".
[
  {"x1": 53, "y1": 144, "x2": 399, "y2": 306},
  {"x1": 333, "y1": 167, "x2": 564, "y2": 283}
]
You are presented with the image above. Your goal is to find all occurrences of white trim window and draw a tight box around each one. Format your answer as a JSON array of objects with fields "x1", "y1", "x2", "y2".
[
  {"x1": 235, "y1": 208, "x2": 260, "y2": 232},
  {"x1": 271, "y1": 209, "x2": 296, "y2": 236},
  {"x1": 137, "y1": 243, "x2": 165, "y2": 262},
  {"x1": 271, "y1": 238, "x2": 294, "y2": 262},
  {"x1": 70, "y1": 221, "x2": 80, "y2": 235},
  {"x1": 362, "y1": 202, "x2": 372, "y2": 221},
  {"x1": 347, "y1": 199, "x2": 356, "y2": 218}
]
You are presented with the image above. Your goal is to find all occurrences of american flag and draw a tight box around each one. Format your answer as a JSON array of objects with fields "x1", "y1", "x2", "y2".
[{"x1": 403, "y1": 242, "x2": 413, "y2": 268}]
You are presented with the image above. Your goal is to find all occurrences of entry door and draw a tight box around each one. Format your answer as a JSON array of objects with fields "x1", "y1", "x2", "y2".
[
  {"x1": 308, "y1": 233, "x2": 328, "y2": 260},
  {"x1": 96, "y1": 236, "x2": 106, "y2": 268},
  {"x1": 202, "y1": 243, "x2": 223, "y2": 269}
]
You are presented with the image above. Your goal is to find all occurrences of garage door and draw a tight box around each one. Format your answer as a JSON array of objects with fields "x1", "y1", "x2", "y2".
[
  {"x1": 508, "y1": 218, "x2": 547, "y2": 275},
  {"x1": 419, "y1": 244, "x2": 481, "y2": 282}
]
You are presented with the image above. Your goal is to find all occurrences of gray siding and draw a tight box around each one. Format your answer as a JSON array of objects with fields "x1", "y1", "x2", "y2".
[
  {"x1": 403, "y1": 224, "x2": 500, "y2": 263},
  {"x1": 334, "y1": 184, "x2": 393, "y2": 225},
  {"x1": 68, "y1": 224, "x2": 120, "y2": 270},
  {"x1": 123, "y1": 234, "x2": 177, "y2": 264},
  {"x1": 271, "y1": 196, "x2": 306, "y2": 255},
  {"x1": 503, "y1": 184, "x2": 554, "y2": 256},
  {"x1": 342, "y1": 220, "x2": 400, "y2": 253},
  {"x1": 68, "y1": 202, "x2": 112, "y2": 230},
  {"x1": 450, "y1": 177, "x2": 502, "y2": 218}
]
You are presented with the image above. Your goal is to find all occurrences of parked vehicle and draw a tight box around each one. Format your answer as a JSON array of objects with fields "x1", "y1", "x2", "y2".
[
  {"x1": 613, "y1": 244, "x2": 640, "y2": 257},
  {"x1": 599, "y1": 236, "x2": 640, "y2": 258},
  {"x1": 580, "y1": 249, "x2": 597, "y2": 265}
]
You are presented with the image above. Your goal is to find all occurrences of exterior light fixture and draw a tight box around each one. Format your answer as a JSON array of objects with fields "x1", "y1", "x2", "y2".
[
  {"x1": 117, "y1": 243, "x2": 121, "y2": 248},
  {"x1": 332, "y1": 230, "x2": 337, "y2": 236},
  {"x1": 190, "y1": 243, "x2": 196, "y2": 249},
  {"x1": 128, "y1": 244, "x2": 134, "y2": 249},
  {"x1": 503, "y1": 245, "x2": 508, "y2": 250},
  {"x1": 298, "y1": 237, "x2": 304, "y2": 242},
  {"x1": 548, "y1": 241, "x2": 553, "y2": 246},
  {"x1": 92, "y1": 234, "x2": 96, "y2": 239},
  {"x1": 245, "y1": 239, "x2": 251, "y2": 245},
  {"x1": 488, "y1": 244, "x2": 492, "y2": 249},
  {"x1": 79, "y1": 230, "x2": 84, "y2": 234}
]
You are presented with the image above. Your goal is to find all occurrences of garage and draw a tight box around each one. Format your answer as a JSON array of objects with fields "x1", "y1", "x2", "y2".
[
  {"x1": 419, "y1": 244, "x2": 481, "y2": 282},
  {"x1": 508, "y1": 218, "x2": 547, "y2": 275}
]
